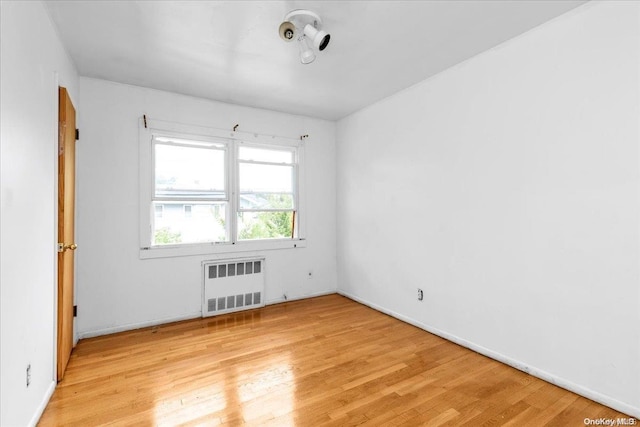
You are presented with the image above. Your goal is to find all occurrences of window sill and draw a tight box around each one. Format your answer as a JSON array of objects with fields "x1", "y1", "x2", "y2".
[{"x1": 139, "y1": 238, "x2": 306, "y2": 259}]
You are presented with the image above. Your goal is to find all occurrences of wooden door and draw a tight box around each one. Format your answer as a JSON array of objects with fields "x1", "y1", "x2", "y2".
[{"x1": 57, "y1": 87, "x2": 77, "y2": 381}]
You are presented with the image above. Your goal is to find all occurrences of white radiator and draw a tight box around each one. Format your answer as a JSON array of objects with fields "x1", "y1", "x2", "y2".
[{"x1": 202, "y1": 258, "x2": 265, "y2": 317}]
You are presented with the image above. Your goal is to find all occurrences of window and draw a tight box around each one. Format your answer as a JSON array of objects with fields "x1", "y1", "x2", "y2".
[
  {"x1": 152, "y1": 137, "x2": 228, "y2": 246},
  {"x1": 139, "y1": 120, "x2": 304, "y2": 257},
  {"x1": 238, "y1": 146, "x2": 296, "y2": 240}
]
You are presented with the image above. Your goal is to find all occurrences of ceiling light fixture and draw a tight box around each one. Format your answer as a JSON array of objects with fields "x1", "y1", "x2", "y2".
[{"x1": 279, "y1": 9, "x2": 330, "y2": 64}]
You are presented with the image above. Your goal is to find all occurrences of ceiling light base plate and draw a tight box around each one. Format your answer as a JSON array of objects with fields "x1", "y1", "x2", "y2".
[{"x1": 284, "y1": 9, "x2": 322, "y2": 29}]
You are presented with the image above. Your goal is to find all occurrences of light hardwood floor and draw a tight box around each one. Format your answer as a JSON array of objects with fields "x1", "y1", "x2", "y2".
[{"x1": 39, "y1": 294, "x2": 630, "y2": 426}]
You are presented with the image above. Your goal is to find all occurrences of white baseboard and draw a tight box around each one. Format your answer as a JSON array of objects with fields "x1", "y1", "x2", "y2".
[
  {"x1": 29, "y1": 380, "x2": 56, "y2": 427},
  {"x1": 78, "y1": 311, "x2": 202, "y2": 339},
  {"x1": 338, "y1": 290, "x2": 640, "y2": 419},
  {"x1": 266, "y1": 289, "x2": 337, "y2": 306}
]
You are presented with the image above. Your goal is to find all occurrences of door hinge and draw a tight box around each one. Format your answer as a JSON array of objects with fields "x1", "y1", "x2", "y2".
[
  {"x1": 75, "y1": 129, "x2": 79, "y2": 140},
  {"x1": 73, "y1": 305, "x2": 77, "y2": 317}
]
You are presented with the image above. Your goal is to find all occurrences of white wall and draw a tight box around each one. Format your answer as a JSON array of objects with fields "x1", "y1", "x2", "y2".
[
  {"x1": 0, "y1": 2, "x2": 79, "y2": 426},
  {"x1": 76, "y1": 78, "x2": 337, "y2": 337},
  {"x1": 337, "y1": 1, "x2": 639, "y2": 417}
]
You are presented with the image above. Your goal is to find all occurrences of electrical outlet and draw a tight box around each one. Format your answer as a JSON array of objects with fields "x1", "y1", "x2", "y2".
[
  {"x1": 26, "y1": 364, "x2": 31, "y2": 387},
  {"x1": 417, "y1": 289, "x2": 424, "y2": 301}
]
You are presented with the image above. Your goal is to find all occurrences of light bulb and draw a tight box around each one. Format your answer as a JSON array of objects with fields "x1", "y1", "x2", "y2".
[{"x1": 297, "y1": 35, "x2": 315, "y2": 64}]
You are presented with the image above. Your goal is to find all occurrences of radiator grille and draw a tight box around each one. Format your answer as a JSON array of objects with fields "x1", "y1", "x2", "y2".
[
  {"x1": 208, "y1": 261, "x2": 263, "y2": 279},
  {"x1": 202, "y1": 259, "x2": 265, "y2": 317}
]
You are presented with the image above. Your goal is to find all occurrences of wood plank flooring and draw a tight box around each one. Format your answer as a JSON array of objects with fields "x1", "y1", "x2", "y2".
[{"x1": 39, "y1": 294, "x2": 630, "y2": 426}]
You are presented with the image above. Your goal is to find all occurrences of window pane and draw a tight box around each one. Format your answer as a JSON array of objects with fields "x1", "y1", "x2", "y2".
[
  {"x1": 153, "y1": 202, "x2": 227, "y2": 245},
  {"x1": 239, "y1": 193, "x2": 294, "y2": 210},
  {"x1": 239, "y1": 147, "x2": 292, "y2": 164},
  {"x1": 237, "y1": 211, "x2": 294, "y2": 240},
  {"x1": 155, "y1": 143, "x2": 225, "y2": 199},
  {"x1": 239, "y1": 163, "x2": 292, "y2": 192},
  {"x1": 239, "y1": 163, "x2": 294, "y2": 209}
]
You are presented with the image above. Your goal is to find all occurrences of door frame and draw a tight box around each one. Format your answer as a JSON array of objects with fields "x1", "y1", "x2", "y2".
[{"x1": 53, "y1": 73, "x2": 61, "y2": 383}]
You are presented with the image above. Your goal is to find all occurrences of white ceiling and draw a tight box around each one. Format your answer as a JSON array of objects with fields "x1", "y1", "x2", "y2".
[{"x1": 46, "y1": 1, "x2": 586, "y2": 121}]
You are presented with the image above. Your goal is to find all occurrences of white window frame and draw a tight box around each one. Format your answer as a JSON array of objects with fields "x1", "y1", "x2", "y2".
[{"x1": 139, "y1": 118, "x2": 306, "y2": 259}]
